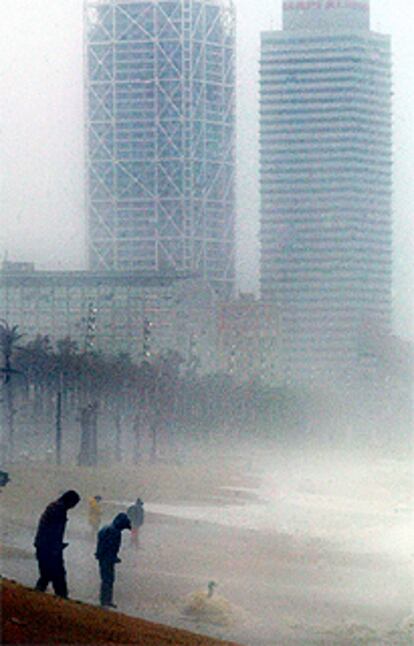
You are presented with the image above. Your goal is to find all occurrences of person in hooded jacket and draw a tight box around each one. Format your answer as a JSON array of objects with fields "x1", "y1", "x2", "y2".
[
  {"x1": 34, "y1": 489, "x2": 80, "y2": 598},
  {"x1": 95, "y1": 512, "x2": 131, "y2": 608},
  {"x1": 126, "y1": 497, "x2": 144, "y2": 547},
  {"x1": 88, "y1": 494, "x2": 103, "y2": 539}
]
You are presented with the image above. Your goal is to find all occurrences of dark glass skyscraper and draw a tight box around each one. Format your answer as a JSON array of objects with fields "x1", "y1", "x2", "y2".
[
  {"x1": 84, "y1": 0, "x2": 236, "y2": 297},
  {"x1": 260, "y1": 0, "x2": 392, "y2": 381}
]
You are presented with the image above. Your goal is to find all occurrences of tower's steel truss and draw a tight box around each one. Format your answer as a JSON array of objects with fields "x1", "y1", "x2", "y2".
[{"x1": 84, "y1": 0, "x2": 236, "y2": 297}]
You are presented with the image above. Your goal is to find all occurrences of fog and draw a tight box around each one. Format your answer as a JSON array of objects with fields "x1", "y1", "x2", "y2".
[
  {"x1": 0, "y1": 336, "x2": 412, "y2": 644},
  {"x1": 0, "y1": 0, "x2": 413, "y2": 339},
  {"x1": 0, "y1": 1, "x2": 413, "y2": 643},
  {"x1": 1, "y1": 433, "x2": 412, "y2": 644}
]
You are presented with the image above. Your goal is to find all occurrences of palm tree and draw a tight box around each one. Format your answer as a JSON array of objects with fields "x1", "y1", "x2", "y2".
[
  {"x1": 18, "y1": 334, "x2": 53, "y2": 416},
  {"x1": 0, "y1": 320, "x2": 24, "y2": 461},
  {"x1": 0, "y1": 321, "x2": 23, "y2": 382}
]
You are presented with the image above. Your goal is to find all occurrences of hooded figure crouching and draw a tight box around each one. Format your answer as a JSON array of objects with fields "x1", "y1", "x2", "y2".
[{"x1": 95, "y1": 512, "x2": 131, "y2": 608}]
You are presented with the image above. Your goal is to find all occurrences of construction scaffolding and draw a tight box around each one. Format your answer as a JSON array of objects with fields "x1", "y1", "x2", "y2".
[{"x1": 84, "y1": 0, "x2": 236, "y2": 298}]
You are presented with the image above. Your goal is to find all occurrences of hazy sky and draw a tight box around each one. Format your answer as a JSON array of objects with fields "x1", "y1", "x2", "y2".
[{"x1": 0, "y1": 0, "x2": 412, "y2": 339}]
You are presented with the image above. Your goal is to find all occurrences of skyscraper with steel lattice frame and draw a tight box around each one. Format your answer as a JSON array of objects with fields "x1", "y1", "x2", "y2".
[
  {"x1": 259, "y1": 0, "x2": 392, "y2": 382},
  {"x1": 84, "y1": 0, "x2": 236, "y2": 298}
]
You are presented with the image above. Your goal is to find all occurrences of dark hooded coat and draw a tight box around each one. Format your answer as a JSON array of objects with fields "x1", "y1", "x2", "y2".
[
  {"x1": 34, "y1": 490, "x2": 80, "y2": 551},
  {"x1": 95, "y1": 513, "x2": 131, "y2": 564}
]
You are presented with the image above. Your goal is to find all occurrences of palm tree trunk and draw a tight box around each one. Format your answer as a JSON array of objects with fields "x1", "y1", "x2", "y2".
[
  {"x1": 150, "y1": 418, "x2": 157, "y2": 463},
  {"x1": 4, "y1": 382, "x2": 15, "y2": 462},
  {"x1": 133, "y1": 411, "x2": 142, "y2": 464},
  {"x1": 78, "y1": 405, "x2": 92, "y2": 466},
  {"x1": 55, "y1": 390, "x2": 62, "y2": 465},
  {"x1": 114, "y1": 408, "x2": 122, "y2": 462}
]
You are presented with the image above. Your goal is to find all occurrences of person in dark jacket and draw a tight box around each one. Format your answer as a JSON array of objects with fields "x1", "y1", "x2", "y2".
[
  {"x1": 0, "y1": 470, "x2": 9, "y2": 488},
  {"x1": 95, "y1": 512, "x2": 131, "y2": 608},
  {"x1": 126, "y1": 498, "x2": 144, "y2": 547},
  {"x1": 34, "y1": 489, "x2": 80, "y2": 598}
]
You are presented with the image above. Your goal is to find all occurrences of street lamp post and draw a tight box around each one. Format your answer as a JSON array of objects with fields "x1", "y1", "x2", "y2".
[{"x1": 78, "y1": 301, "x2": 99, "y2": 467}]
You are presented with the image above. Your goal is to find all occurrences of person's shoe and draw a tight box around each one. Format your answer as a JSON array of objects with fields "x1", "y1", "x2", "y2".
[{"x1": 102, "y1": 602, "x2": 117, "y2": 609}]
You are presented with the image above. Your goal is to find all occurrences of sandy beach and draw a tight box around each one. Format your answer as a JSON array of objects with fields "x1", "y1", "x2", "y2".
[{"x1": 1, "y1": 446, "x2": 413, "y2": 645}]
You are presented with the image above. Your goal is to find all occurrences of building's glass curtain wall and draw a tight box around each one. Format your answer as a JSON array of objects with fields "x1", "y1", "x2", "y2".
[
  {"x1": 85, "y1": 0, "x2": 236, "y2": 297},
  {"x1": 259, "y1": 0, "x2": 392, "y2": 381}
]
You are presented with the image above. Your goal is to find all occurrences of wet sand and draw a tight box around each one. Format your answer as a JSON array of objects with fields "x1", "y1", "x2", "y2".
[{"x1": 1, "y1": 455, "x2": 412, "y2": 645}]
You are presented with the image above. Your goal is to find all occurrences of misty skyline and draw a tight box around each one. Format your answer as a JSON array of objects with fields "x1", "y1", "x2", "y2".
[{"x1": 0, "y1": 0, "x2": 412, "y2": 339}]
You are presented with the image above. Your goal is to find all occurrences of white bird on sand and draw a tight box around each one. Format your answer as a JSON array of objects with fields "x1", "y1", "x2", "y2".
[
  {"x1": 207, "y1": 580, "x2": 217, "y2": 598},
  {"x1": 181, "y1": 580, "x2": 234, "y2": 627}
]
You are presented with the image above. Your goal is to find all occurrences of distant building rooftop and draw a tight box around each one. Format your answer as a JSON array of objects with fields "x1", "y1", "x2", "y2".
[{"x1": 0, "y1": 261, "x2": 195, "y2": 288}]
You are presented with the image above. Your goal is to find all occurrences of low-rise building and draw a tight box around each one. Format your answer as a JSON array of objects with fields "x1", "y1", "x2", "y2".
[{"x1": 0, "y1": 262, "x2": 218, "y2": 369}]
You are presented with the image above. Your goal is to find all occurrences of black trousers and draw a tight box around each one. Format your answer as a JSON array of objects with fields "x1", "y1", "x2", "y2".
[
  {"x1": 35, "y1": 548, "x2": 68, "y2": 598},
  {"x1": 98, "y1": 560, "x2": 115, "y2": 606}
]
